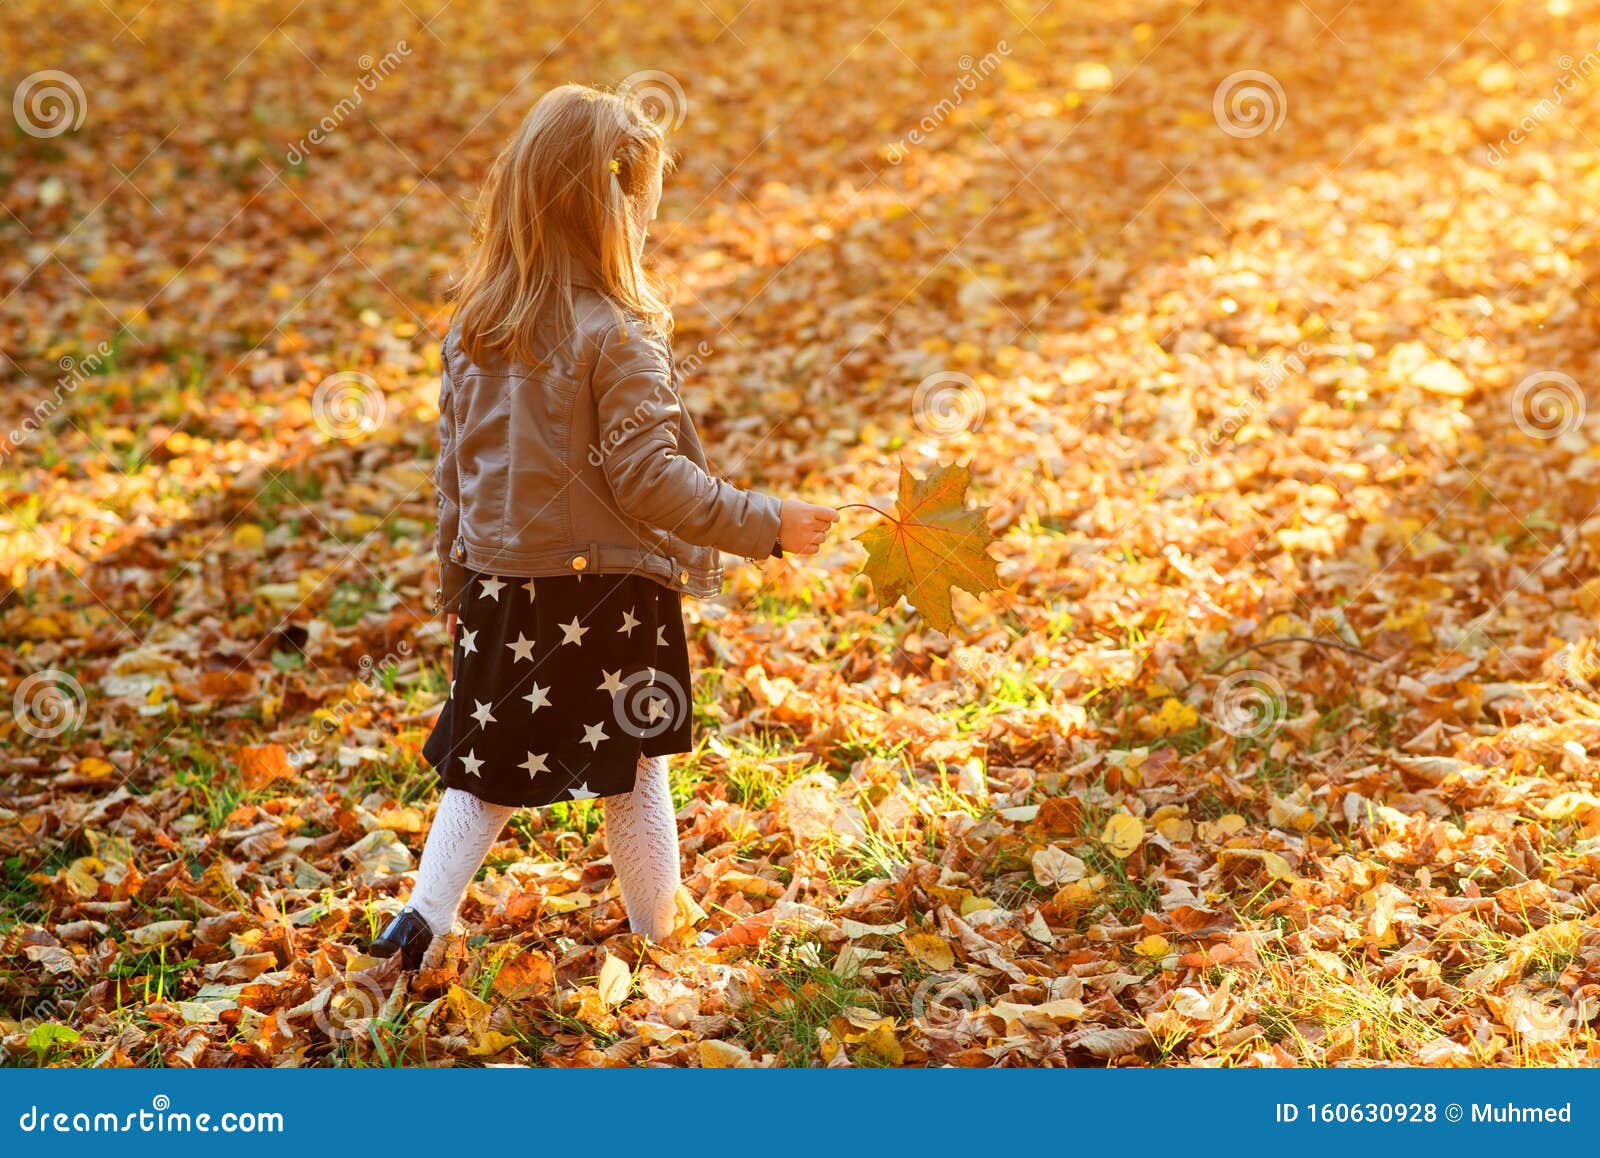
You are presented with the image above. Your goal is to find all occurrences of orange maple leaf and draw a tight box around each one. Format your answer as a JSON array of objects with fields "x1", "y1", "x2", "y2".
[{"x1": 853, "y1": 462, "x2": 1002, "y2": 635}]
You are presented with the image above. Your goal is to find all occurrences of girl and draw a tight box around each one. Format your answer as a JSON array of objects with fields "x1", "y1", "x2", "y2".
[{"x1": 370, "y1": 83, "x2": 838, "y2": 967}]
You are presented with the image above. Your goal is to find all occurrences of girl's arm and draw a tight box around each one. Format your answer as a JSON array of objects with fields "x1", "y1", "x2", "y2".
[
  {"x1": 434, "y1": 366, "x2": 469, "y2": 614},
  {"x1": 593, "y1": 317, "x2": 783, "y2": 560}
]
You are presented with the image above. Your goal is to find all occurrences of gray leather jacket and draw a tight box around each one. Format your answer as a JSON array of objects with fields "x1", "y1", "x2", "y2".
[{"x1": 434, "y1": 288, "x2": 782, "y2": 612}]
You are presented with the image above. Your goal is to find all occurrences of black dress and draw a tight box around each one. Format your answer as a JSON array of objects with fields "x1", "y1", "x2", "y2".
[{"x1": 421, "y1": 569, "x2": 693, "y2": 807}]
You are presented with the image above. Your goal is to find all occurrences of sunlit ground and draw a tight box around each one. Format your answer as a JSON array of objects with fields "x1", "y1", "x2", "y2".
[{"x1": 3, "y1": 0, "x2": 1600, "y2": 1066}]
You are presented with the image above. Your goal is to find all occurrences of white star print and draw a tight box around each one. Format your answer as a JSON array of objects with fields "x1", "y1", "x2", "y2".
[
  {"x1": 460, "y1": 750, "x2": 484, "y2": 777},
  {"x1": 459, "y1": 628, "x2": 479, "y2": 655},
  {"x1": 470, "y1": 699, "x2": 497, "y2": 728},
  {"x1": 478, "y1": 577, "x2": 506, "y2": 601},
  {"x1": 521, "y1": 577, "x2": 538, "y2": 601},
  {"x1": 598, "y1": 669, "x2": 626, "y2": 696},
  {"x1": 519, "y1": 751, "x2": 550, "y2": 778},
  {"x1": 581, "y1": 722, "x2": 608, "y2": 749},
  {"x1": 560, "y1": 616, "x2": 589, "y2": 646},
  {"x1": 522, "y1": 683, "x2": 551, "y2": 713},
  {"x1": 506, "y1": 632, "x2": 536, "y2": 662},
  {"x1": 645, "y1": 696, "x2": 669, "y2": 722},
  {"x1": 568, "y1": 783, "x2": 598, "y2": 801},
  {"x1": 656, "y1": 624, "x2": 668, "y2": 646},
  {"x1": 618, "y1": 608, "x2": 639, "y2": 636}
]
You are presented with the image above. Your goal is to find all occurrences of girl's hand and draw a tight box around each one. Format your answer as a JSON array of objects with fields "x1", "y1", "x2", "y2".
[
  {"x1": 779, "y1": 500, "x2": 839, "y2": 555},
  {"x1": 446, "y1": 613, "x2": 458, "y2": 641}
]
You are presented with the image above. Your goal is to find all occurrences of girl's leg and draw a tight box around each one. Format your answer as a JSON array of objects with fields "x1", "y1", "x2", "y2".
[
  {"x1": 604, "y1": 755, "x2": 682, "y2": 941},
  {"x1": 407, "y1": 787, "x2": 515, "y2": 935}
]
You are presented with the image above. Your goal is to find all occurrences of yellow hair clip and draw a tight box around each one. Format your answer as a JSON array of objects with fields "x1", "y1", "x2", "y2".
[{"x1": 608, "y1": 158, "x2": 621, "y2": 174}]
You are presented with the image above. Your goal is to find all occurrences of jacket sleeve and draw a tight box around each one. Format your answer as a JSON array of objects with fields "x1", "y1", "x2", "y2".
[
  {"x1": 593, "y1": 317, "x2": 782, "y2": 560},
  {"x1": 435, "y1": 364, "x2": 468, "y2": 614}
]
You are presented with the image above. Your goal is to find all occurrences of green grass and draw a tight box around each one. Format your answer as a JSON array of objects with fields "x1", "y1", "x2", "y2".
[
  {"x1": 347, "y1": 752, "x2": 438, "y2": 806},
  {"x1": 257, "y1": 466, "x2": 325, "y2": 509},
  {"x1": 736, "y1": 946, "x2": 882, "y2": 1067},
  {"x1": 174, "y1": 754, "x2": 251, "y2": 828},
  {"x1": 0, "y1": 840, "x2": 81, "y2": 918},
  {"x1": 1241, "y1": 943, "x2": 1459, "y2": 1065},
  {"x1": 544, "y1": 799, "x2": 602, "y2": 844},
  {"x1": 324, "y1": 577, "x2": 396, "y2": 627},
  {"x1": 109, "y1": 946, "x2": 199, "y2": 1006}
]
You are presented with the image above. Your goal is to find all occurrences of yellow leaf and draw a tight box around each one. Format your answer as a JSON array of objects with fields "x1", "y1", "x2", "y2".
[
  {"x1": 1071, "y1": 61, "x2": 1114, "y2": 91},
  {"x1": 855, "y1": 1020, "x2": 904, "y2": 1064},
  {"x1": 855, "y1": 463, "x2": 1002, "y2": 635},
  {"x1": 597, "y1": 952, "x2": 631, "y2": 1008},
  {"x1": 1140, "y1": 697, "x2": 1199, "y2": 737},
  {"x1": 1135, "y1": 934, "x2": 1171, "y2": 958},
  {"x1": 24, "y1": 615, "x2": 62, "y2": 639},
  {"x1": 959, "y1": 895, "x2": 996, "y2": 916},
  {"x1": 468, "y1": 1030, "x2": 519, "y2": 1057},
  {"x1": 699, "y1": 1039, "x2": 754, "y2": 1068},
  {"x1": 1197, "y1": 813, "x2": 1247, "y2": 842},
  {"x1": 1050, "y1": 874, "x2": 1105, "y2": 911},
  {"x1": 1156, "y1": 816, "x2": 1193, "y2": 841},
  {"x1": 1101, "y1": 813, "x2": 1145, "y2": 859},
  {"x1": 377, "y1": 807, "x2": 426, "y2": 833},
  {"x1": 76, "y1": 756, "x2": 115, "y2": 779},
  {"x1": 1217, "y1": 848, "x2": 1298, "y2": 882},
  {"x1": 231, "y1": 524, "x2": 266, "y2": 550},
  {"x1": 901, "y1": 932, "x2": 955, "y2": 971}
]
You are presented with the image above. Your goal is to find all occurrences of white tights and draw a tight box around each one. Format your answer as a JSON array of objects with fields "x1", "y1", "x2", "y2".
[{"x1": 404, "y1": 755, "x2": 681, "y2": 942}]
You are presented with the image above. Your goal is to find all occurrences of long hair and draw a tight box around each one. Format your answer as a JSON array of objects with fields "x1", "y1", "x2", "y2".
[{"x1": 454, "y1": 84, "x2": 674, "y2": 364}]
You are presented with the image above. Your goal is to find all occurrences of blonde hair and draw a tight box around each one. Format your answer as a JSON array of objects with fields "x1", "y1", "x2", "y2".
[{"x1": 455, "y1": 83, "x2": 674, "y2": 365}]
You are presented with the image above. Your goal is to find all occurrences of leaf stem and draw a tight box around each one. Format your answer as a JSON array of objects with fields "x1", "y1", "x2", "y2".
[
  {"x1": 1208, "y1": 635, "x2": 1386, "y2": 672},
  {"x1": 837, "y1": 502, "x2": 895, "y2": 519}
]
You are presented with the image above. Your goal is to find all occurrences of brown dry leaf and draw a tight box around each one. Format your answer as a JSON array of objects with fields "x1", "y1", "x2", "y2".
[
  {"x1": 1031, "y1": 844, "x2": 1087, "y2": 887},
  {"x1": 493, "y1": 950, "x2": 554, "y2": 999}
]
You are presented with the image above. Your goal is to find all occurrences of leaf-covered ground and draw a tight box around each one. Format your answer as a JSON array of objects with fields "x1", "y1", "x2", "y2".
[{"x1": 5, "y1": 0, "x2": 1600, "y2": 1067}]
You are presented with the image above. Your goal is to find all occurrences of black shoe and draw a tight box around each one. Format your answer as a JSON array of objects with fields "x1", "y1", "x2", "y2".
[{"x1": 368, "y1": 907, "x2": 435, "y2": 969}]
